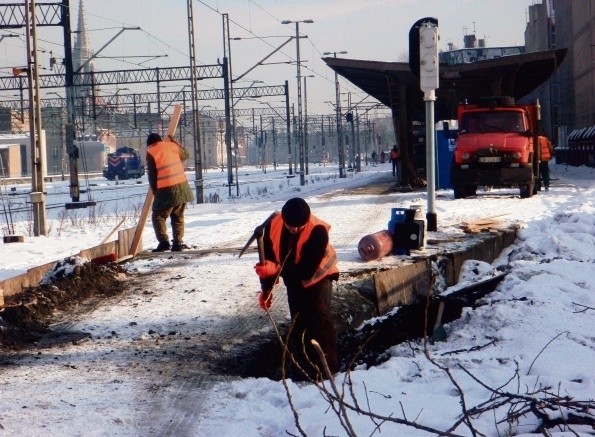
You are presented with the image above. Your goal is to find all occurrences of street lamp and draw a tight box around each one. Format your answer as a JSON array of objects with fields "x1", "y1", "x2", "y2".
[
  {"x1": 323, "y1": 50, "x2": 347, "y2": 178},
  {"x1": 282, "y1": 19, "x2": 313, "y2": 186}
]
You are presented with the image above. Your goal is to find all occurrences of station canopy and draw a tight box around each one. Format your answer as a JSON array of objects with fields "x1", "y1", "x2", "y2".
[{"x1": 322, "y1": 48, "x2": 567, "y2": 112}]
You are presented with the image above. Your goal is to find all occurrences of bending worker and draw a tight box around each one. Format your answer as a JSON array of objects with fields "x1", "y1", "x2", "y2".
[
  {"x1": 254, "y1": 197, "x2": 340, "y2": 380},
  {"x1": 146, "y1": 133, "x2": 194, "y2": 252}
]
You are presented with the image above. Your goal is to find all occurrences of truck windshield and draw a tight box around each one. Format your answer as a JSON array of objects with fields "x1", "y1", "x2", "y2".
[{"x1": 460, "y1": 111, "x2": 525, "y2": 134}]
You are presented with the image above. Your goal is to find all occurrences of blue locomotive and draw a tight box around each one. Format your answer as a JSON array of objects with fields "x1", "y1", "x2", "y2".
[{"x1": 103, "y1": 147, "x2": 145, "y2": 180}]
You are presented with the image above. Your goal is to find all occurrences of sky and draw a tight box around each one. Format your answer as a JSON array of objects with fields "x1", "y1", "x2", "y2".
[
  {"x1": 0, "y1": 160, "x2": 594, "y2": 435},
  {"x1": 0, "y1": 0, "x2": 538, "y2": 115}
]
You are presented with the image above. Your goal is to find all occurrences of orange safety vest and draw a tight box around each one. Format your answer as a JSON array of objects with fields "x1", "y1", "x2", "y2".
[
  {"x1": 269, "y1": 213, "x2": 339, "y2": 288},
  {"x1": 390, "y1": 149, "x2": 400, "y2": 160},
  {"x1": 539, "y1": 136, "x2": 552, "y2": 161},
  {"x1": 147, "y1": 141, "x2": 188, "y2": 189}
]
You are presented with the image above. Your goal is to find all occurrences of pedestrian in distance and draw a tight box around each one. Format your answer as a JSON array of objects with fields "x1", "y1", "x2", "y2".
[
  {"x1": 254, "y1": 197, "x2": 340, "y2": 380},
  {"x1": 538, "y1": 135, "x2": 554, "y2": 191},
  {"x1": 146, "y1": 133, "x2": 194, "y2": 252},
  {"x1": 390, "y1": 144, "x2": 401, "y2": 181}
]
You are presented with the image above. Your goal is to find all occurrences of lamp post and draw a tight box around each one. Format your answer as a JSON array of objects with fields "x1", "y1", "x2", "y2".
[
  {"x1": 282, "y1": 19, "x2": 313, "y2": 186},
  {"x1": 303, "y1": 74, "x2": 314, "y2": 175},
  {"x1": 323, "y1": 50, "x2": 347, "y2": 178}
]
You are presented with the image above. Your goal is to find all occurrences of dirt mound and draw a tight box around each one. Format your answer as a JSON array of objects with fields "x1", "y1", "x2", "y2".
[{"x1": 0, "y1": 258, "x2": 129, "y2": 349}]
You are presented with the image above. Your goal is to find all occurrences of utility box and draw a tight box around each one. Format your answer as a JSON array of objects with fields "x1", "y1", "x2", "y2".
[
  {"x1": 388, "y1": 207, "x2": 426, "y2": 256},
  {"x1": 436, "y1": 120, "x2": 458, "y2": 189}
]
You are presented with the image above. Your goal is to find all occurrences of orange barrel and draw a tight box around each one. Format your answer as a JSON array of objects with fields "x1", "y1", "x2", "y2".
[{"x1": 358, "y1": 230, "x2": 394, "y2": 261}]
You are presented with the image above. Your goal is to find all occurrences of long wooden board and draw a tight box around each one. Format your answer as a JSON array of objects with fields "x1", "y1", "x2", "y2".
[{"x1": 129, "y1": 105, "x2": 183, "y2": 256}]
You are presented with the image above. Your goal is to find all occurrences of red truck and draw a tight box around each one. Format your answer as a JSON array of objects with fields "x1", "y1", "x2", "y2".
[{"x1": 449, "y1": 96, "x2": 541, "y2": 198}]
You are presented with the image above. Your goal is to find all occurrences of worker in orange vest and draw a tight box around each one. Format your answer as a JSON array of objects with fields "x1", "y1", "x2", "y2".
[
  {"x1": 146, "y1": 133, "x2": 194, "y2": 251},
  {"x1": 538, "y1": 135, "x2": 554, "y2": 191},
  {"x1": 254, "y1": 197, "x2": 340, "y2": 380},
  {"x1": 390, "y1": 144, "x2": 401, "y2": 180}
]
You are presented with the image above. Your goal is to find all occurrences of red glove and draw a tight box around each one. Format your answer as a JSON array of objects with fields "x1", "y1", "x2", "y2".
[
  {"x1": 254, "y1": 260, "x2": 280, "y2": 279},
  {"x1": 258, "y1": 290, "x2": 272, "y2": 310}
]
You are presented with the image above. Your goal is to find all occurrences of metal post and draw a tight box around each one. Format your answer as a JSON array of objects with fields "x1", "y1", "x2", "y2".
[
  {"x1": 294, "y1": 22, "x2": 305, "y2": 186},
  {"x1": 365, "y1": 113, "x2": 370, "y2": 166},
  {"x1": 349, "y1": 94, "x2": 355, "y2": 170},
  {"x1": 222, "y1": 57, "x2": 233, "y2": 196},
  {"x1": 284, "y1": 81, "x2": 292, "y2": 175},
  {"x1": 259, "y1": 114, "x2": 266, "y2": 174},
  {"x1": 291, "y1": 104, "x2": 297, "y2": 172},
  {"x1": 187, "y1": 0, "x2": 204, "y2": 203},
  {"x1": 61, "y1": 0, "x2": 80, "y2": 204},
  {"x1": 419, "y1": 21, "x2": 439, "y2": 231},
  {"x1": 304, "y1": 75, "x2": 311, "y2": 175},
  {"x1": 26, "y1": 0, "x2": 46, "y2": 235},
  {"x1": 356, "y1": 108, "x2": 361, "y2": 172},
  {"x1": 425, "y1": 92, "x2": 437, "y2": 231},
  {"x1": 272, "y1": 117, "x2": 277, "y2": 170},
  {"x1": 332, "y1": 57, "x2": 345, "y2": 177}
]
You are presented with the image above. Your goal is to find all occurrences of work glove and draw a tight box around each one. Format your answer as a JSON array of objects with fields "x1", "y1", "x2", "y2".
[
  {"x1": 254, "y1": 260, "x2": 280, "y2": 279},
  {"x1": 258, "y1": 290, "x2": 273, "y2": 310}
]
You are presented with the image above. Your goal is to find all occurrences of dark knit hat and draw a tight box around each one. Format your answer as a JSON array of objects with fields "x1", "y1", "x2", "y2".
[
  {"x1": 147, "y1": 133, "x2": 162, "y2": 146},
  {"x1": 282, "y1": 197, "x2": 311, "y2": 227}
]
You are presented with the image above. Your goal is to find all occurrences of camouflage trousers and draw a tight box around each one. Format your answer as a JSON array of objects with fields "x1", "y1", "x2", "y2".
[{"x1": 151, "y1": 203, "x2": 186, "y2": 244}]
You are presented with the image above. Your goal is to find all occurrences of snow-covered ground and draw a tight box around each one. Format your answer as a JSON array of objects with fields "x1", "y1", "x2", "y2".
[{"x1": 0, "y1": 162, "x2": 593, "y2": 436}]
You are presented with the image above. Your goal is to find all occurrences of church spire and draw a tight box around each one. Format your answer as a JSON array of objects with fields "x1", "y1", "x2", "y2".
[{"x1": 73, "y1": 0, "x2": 93, "y2": 73}]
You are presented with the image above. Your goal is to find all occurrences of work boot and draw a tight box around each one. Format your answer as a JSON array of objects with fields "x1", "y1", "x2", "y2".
[
  {"x1": 171, "y1": 242, "x2": 190, "y2": 252},
  {"x1": 152, "y1": 241, "x2": 171, "y2": 252}
]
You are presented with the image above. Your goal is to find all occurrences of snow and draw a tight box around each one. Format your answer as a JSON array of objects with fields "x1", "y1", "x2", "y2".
[{"x1": 0, "y1": 162, "x2": 594, "y2": 436}]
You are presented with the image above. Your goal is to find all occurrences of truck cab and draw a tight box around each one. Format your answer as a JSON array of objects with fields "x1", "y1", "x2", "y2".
[{"x1": 450, "y1": 97, "x2": 540, "y2": 199}]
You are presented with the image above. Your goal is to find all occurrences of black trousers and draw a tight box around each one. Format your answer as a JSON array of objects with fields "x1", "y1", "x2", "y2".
[
  {"x1": 539, "y1": 161, "x2": 550, "y2": 187},
  {"x1": 392, "y1": 159, "x2": 400, "y2": 179},
  {"x1": 285, "y1": 277, "x2": 339, "y2": 379}
]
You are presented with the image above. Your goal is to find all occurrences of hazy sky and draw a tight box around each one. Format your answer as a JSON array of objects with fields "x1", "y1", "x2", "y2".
[{"x1": 0, "y1": 0, "x2": 538, "y2": 115}]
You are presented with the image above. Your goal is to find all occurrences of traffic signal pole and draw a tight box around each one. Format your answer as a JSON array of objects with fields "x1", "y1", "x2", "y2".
[{"x1": 419, "y1": 21, "x2": 439, "y2": 232}]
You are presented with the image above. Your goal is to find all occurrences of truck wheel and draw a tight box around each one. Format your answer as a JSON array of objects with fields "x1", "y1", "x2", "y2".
[
  {"x1": 520, "y1": 182, "x2": 534, "y2": 198},
  {"x1": 454, "y1": 185, "x2": 467, "y2": 199},
  {"x1": 467, "y1": 185, "x2": 477, "y2": 196}
]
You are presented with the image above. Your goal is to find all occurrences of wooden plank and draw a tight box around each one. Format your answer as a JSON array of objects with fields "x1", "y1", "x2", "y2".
[
  {"x1": 118, "y1": 227, "x2": 136, "y2": 258},
  {"x1": 100, "y1": 218, "x2": 125, "y2": 244},
  {"x1": 135, "y1": 246, "x2": 257, "y2": 258},
  {"x1": 374, "y1": 260, "x2": 431, "y2": 315},
  {"x1": 129, "y1": 105, "x2": 183, "y2": 256}
]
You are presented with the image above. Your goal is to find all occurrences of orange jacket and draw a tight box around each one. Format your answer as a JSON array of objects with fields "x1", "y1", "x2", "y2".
[
  {"x1": 147, "y1": 140, "x2": 188, "y2": 189},
  {"x1": 390, "y1": 148, "x2": 400, "y2": 160},
  {"x1": 539, "y1": 136, "x2": 553, "y2": 162},
  {"x1": 269, "y1": 213, "x2": 339, "y2": 288}
]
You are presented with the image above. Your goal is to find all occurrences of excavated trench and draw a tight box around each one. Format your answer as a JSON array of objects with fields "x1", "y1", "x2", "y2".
[
  {"x1": 0, "y1": 260, "x2": 507, "y2": 382},
  {"x1": 212, "y1": 272, "x2": 508, "y2": 380}
]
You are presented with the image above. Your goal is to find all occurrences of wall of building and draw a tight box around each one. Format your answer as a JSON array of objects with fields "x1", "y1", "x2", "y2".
[
  {"x1": 552, "y1": 0, "x2": 595, "y2": 137},
  {"x1": 76, "y1": 141, "x2": 108, "y2": 173},
  {"x1": 522, "y1": 0, "x2": 556, "y2": 141},
  {"x1": 571, "y1": 1, "x2": 595, "y2": 128},
  {"x1": 0, "y1": 145, "x2": 21, "y2": 178}
]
